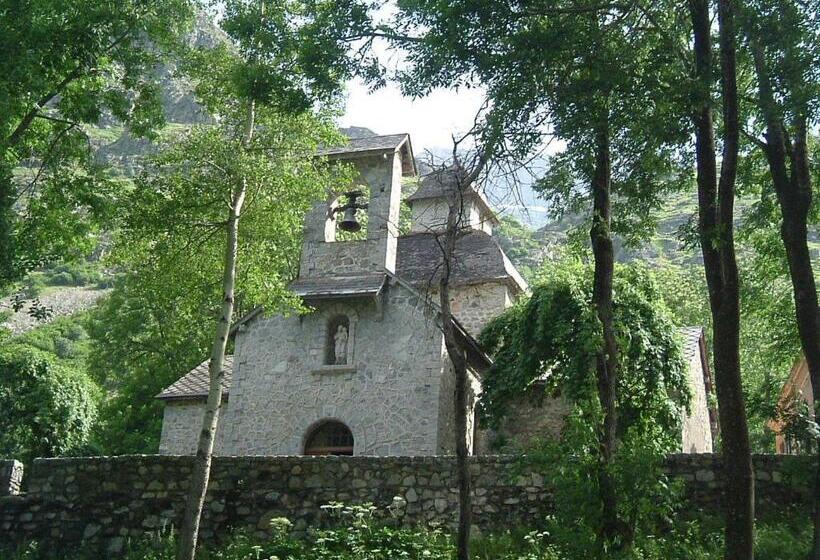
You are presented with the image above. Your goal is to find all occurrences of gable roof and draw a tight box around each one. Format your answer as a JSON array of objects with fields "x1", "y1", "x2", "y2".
[
  {"x1": 290, "y1": 273, "x2": 387, "y2": 300},
  {"x1": 396, "y1": 231, "x2": 528, "y2": 294},
  {"x1": 156, "y1": 356, "x2": 233, "y2": 401},
  {"x1": 406, "y1": 167, "x2": 498, "y2": 225},
  {"x1": 156, "y1": 277, "x2": 492, "y2": 402},
  {"x1": 317, "y1": 133, "x2": 416, "y2": 176}
]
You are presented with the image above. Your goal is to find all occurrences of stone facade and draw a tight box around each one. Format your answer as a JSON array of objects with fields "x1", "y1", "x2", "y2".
[
  {"x1": 0, "y1": 454, "x2": 813, "y2": 554},
  {"x1": 0, "y1": 460, "x2": 23, "y2": 497},
  {"x1": 158, "y1": 134, "x2": 513, "y2": 457},
  {"x1": 299, "y1": 152, "x2": 404, "y2": 276},
  {"x1": 680, "y1": 337, "x2": 714, "y2": 453},
  {"x1": 409, "y1": 196, "x2": 493, "y2": 235},
  {"x1": 156, "y1": 132, "x2": 713, "y2": 460},
  {"x1": 447, "y1": 282, "x2": 513, "y2": 338},
  {"x1": 485, "y1": 390, "x2": 572, "y2": 452},
  {"x1": 159, "y1": 401, "x2": 231, "y2": 455},
  {"x1": 771, "y1": 355, "x2": 814, "y2": 454},
  {"x1": 218, "y1": 282, "x2": 453, "y2": 456}
]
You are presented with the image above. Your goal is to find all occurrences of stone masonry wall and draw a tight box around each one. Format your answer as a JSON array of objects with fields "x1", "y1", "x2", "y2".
[
  {"x1": 680, "y1": 346, "x2": 714, "y2": 453},
  {"x1": 159, "y1": 401, "x2": 232, "y2": 455},
  {"x1": 0, "y1": 460, "x2": 23, "y2": 497},
  {"x1": 218, "y1": 281, "x2": 449, "y2": 456},
  {"x1": 0, "y1": 454, "x2": 813, "y2": 554}
]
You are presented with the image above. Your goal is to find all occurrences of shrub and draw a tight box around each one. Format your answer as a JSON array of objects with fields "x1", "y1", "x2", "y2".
[
  {"x1": 0, "y1": 346, "x2": 98, "y2": 463},
  {"x1": 44, "y1": 262, "x2": 103, "y2": 287},
  {"x1": 66, "y1": 324, "x2": 88, "y2": 341},
  {"x1": 49, "y1": 271, "x2": 76, "y2": 286},
  {"x1": 0, "y1": 514, "x2": 811, "y2": 560},
  {"x1": 21, "y1": 276, "x2": 46, "y2": 299},
  {"x1": 54, "y1": 337, "x2": 77, "y2": 358}
]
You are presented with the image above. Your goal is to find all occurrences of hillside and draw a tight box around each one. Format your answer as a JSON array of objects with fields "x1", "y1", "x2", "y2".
[{"x1": 496, "y1": 189, "x2": 820, "y2": 278}]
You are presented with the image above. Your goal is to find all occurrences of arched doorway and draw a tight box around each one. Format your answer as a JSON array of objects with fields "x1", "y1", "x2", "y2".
[{"x1": 304, "y1": 420, "x2": 354, "y2": 456}]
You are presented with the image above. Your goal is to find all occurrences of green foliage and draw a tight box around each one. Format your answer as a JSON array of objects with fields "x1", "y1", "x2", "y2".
[
  {"x1": 88, "y1": 75, "x2": 354, "y2": 456},
  {"x1": 479, "y1": 259, "x2": 689, "y2": 448},
  {"x1": 81, "y1": 0, "x2": 371, "y2": 455},
  {"x1": 42, "y1": 261, "x2": 104, "y2": 287},
  {"x1": 0, "y1": 0, "x2": 196, "y2": 284},
  {"x1": 733, "y1": 136, "x2": 819, "y2": 451},
  {"x1": 86, "y1": 274, "x2": 214, "y2": 454},
  {"x1": 0, "y1": 346, "x2": 98, "y2": 463},
  {"x1": 20, "y1": 275, "x2": 45, "y2": 299},
  {"x1": 392, "y1": 0, "x2": 693, "y2": 242},
  {"x1": 3, "y1": 509, "x2": 811, "y2": 560},
  {"x1": 495, "y1": 216, "x2": 542, "y2": 281}
]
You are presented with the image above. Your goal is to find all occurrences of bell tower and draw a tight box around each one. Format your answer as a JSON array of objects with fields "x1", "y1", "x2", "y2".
[{"x1": 292, "y1": 134, "x2": 416, "y2": 297}]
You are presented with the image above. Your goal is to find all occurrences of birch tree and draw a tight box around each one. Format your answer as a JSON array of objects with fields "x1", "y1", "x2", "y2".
[{"x1": 117, "y1": 3, "x2": 366, "y2": 557}]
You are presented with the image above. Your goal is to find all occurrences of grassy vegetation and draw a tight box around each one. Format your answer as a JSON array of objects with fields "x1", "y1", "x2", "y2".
[
  {"x1": 19, "y1": 261, "x2": 115, "y2": 297},
  {"x1": 0, "y1": 513, "x2": 810, "y2": 560},
  {"x1": 83, "y1": 125, "x2": 125, "y2": 143}
]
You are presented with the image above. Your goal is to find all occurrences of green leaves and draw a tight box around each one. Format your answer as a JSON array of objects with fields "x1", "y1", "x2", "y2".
[
  {"x1": 0, "y1": 0, "x2": 195, "y2": 285},
  {"x1": 479, "y1": 258, "x2": 689, "y2": 447},
  {"x1": 0, "y1": 345, "x2": 98, "y2": 463}
]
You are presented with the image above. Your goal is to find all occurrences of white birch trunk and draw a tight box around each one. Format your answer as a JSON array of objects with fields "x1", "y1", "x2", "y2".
[{"x1": 176, "y1": 100, "x2": 255, "y2": 560}]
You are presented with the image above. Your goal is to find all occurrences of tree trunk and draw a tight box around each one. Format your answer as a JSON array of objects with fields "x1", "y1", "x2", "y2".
[
  {"x1": 176, "y1": 100, "x2": 254, "y2": 560},
  {"x1": 589, "y1": 120, "x2": 623, "y2": 550},
  {"x1": 689, "y1": 1, "x2": 755, "y2": 558},
  {"x1": 440, "y1": 177, "x2": 472, "y2": 560},
  {"x1": 0, "y1": 165, "x2": 16, "y2": 284},
  {"x1": 747, "y1": 36, "x2": 820, "y2": 559}
]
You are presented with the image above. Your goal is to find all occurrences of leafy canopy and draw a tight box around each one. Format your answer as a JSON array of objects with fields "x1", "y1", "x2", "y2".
[
  {"x1": 479, "y1": 259, "x2": 690, "y2": 449},
  {"x1": 0, "y1": 346, "x2": 98, "y2": 463},
  {"x1": 0, "y1": 0, "x2": 195, "y2": 283}
]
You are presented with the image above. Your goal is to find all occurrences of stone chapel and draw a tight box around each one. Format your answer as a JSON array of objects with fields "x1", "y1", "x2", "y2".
[{"x1": 156, "y1": 132, "x2": 715, "y2": 456}]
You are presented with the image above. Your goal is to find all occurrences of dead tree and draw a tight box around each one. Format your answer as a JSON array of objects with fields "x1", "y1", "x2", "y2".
[{"x1": 425, "y1": 146, "x2": 487, "y2": 560}]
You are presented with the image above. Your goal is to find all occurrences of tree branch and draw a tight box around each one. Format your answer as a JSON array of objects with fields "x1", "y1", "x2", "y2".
[
  {"x1": 515, "y1": 1, "x2": 633, "y2": 18},
  {"x1": 4, "y1": 28, "x2": 133, "y2": 149}
]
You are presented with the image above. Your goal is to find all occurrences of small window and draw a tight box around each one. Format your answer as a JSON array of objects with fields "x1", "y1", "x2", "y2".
[
  {"x1": 325, "y1": 315, "x2": 350, "y2": 365},
  {"x1": 304, "y1": 421, "x2": 354, "y2": 456}
]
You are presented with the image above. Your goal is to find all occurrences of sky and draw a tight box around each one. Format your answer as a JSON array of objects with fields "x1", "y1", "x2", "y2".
[
  {"x1": 340, "y1": 79, "x2": 553, "y2": 227},
  {"x1": 340, "y1": 80, "x2": 487, "y2": 154}
]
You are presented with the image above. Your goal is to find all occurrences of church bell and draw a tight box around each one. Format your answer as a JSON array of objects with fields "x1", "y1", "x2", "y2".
[
  {"x1": 337, "y1": 190, "x2": 367, "y2": 233},
  {"x1": 339, "y1": 206, "x2": 361, "y2": 232}
]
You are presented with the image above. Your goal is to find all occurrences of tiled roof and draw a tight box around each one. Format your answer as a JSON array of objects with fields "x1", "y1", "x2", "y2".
[
  {"x1": 317, "y1": 133, "x2": 416, "y2": 176},
  {"x1": 396, "y1": 231, "x2": 527, "y2": 292},
  {"x1": 156, "y1": 356, "x2": 232, "y2": 401},
  {"x1": 317, "y1": 134, "x2": 410, "y2": 157},
  {"x1": 406, "y1": 167, "x2": 468, "y2": 201},
  {"x1": 678, "y1": 327, "x2": 704, "y2": 362},
  {"x1": 290, "y1": 273, "x2": 386, "y2": 299}
]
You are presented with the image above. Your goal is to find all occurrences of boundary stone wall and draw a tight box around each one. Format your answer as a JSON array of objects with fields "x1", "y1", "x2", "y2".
[
  {"x1": 0, "y1": 460, "x2": 23, "y2": 497},
  {"x1": 0, "y1": 454, "x2": 813, "y2": 554}
]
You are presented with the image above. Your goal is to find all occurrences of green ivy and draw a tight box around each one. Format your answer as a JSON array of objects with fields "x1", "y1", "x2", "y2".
[{"x1": 479, "y1": 258, "x2": 690, "y2": 448}]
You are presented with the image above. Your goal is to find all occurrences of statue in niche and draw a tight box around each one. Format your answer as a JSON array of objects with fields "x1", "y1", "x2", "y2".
[{"x1": 334, "y1": 324, "x2": 349, "y2": 365}]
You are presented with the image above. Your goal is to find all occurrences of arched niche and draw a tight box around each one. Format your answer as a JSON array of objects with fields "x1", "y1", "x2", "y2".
[{"x1": 325, "y1": 314, "x2": 351, "y2": 365}]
